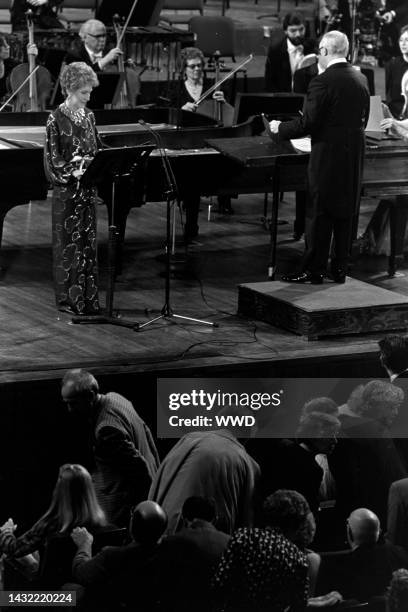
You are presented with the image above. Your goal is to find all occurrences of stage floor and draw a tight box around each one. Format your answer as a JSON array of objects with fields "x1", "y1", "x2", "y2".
[{"x1": 0, "y1": 190, "x2": 404, "y2": 384}]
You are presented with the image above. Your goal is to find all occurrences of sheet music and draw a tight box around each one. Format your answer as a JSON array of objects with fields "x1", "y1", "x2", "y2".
[{"x1": 290, "y1": 137, "x2": 311, "y2": 153}]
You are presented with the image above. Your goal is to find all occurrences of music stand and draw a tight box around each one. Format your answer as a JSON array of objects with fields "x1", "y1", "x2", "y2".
[{"x1": 72, "y1": 144, "x2": 154, "y2": 328}]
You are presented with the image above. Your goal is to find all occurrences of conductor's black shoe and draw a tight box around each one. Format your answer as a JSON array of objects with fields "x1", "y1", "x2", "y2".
[
  {"x1": 281, "y1": 271, "x2": 324, "y2": 284},
  {"x1": 331, "y1": 270, "x2": 347, "y2": 284}
]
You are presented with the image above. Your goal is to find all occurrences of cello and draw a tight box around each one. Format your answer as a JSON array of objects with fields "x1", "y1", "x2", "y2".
[
  {"x1": 9, "y1": 9, "x2": 53, "y2": 112},
  {"x1": 194, "y1": 54, "x2": 253, "y2": 126},
  {"x1": 112, "y1": 14, "x2": 143, "y2": 108}
]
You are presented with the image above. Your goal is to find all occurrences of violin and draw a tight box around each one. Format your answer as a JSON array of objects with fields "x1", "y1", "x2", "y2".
[
  {"x1": 9, "y1": 10, "x2": 52, "y2": 112},
  {"x1": 194, "y1": 54, "x2": 253, "y2": 126}
]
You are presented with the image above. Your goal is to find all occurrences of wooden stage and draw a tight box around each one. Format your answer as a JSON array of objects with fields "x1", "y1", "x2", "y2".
[{"x1": 1, "y1": 189, "x2": 404, "y2": 387}]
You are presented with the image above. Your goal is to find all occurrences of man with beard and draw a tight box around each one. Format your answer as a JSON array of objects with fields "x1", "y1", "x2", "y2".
[{"x1": 265, "y1": 12, "x2": 316, "y2": 93}]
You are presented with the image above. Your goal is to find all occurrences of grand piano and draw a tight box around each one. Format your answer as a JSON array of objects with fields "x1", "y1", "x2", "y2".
[{"x1": 1, "y1": 106, "x2": 408, "y2": 276}]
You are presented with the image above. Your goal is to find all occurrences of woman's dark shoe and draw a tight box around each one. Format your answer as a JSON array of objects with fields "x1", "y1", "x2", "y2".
[{"x1": 281, "y1": 271, "x2": 324, "y2": 284}]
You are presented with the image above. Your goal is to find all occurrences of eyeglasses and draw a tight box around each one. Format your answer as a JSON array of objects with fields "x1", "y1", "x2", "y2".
[
  {"x1": 186, "y1": 62, "x2": 203, "y2": 69},
  {"x1": 87, "y1": 32, "x2": 106, "y2": 39}
]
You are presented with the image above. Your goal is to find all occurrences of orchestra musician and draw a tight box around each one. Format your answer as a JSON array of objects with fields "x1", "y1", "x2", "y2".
[
  {"x1": 264, "y1": 12, "x2": 316, "y2": 93},
  {"x1": 169, "y1": 47, "x2": 232, "y2": 244},
  {"x1": 11, "y1": 0, "x2": 64, "y2": 30},
  {"x1": 64, "y1": 19, "x2": 122, "y2": 72},
  {"x1": 44, "y1": 62, "x2": 102, "y2": 316},
  {"x1": 0, "y1": 33, "x2": 38, "y2": 108}
]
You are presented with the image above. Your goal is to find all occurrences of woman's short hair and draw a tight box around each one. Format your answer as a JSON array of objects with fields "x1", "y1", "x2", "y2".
[
  {"x1": 263, "y1": 489, "x2": 315, "y2": 549},
  {"x1": 357, "y1": 379, "x2": 404, "y2": 421},
  {"x1": 43, "y1": 463, "x2": 106, "y2": 532},
  {"x1": 400, "y1": 25, "x2": 408, "y2": 39},
  {"x1": 178, "y1": 46, "x2": 205, "y2": 73},
  {"x1": 60, "y1": 62, "x2": 99, "y2": 96}
]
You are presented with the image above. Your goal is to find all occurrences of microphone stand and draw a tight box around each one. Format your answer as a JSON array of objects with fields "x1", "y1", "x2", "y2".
[{"x1": 135, "y1": 120, "x2": 217, "y2": 331}]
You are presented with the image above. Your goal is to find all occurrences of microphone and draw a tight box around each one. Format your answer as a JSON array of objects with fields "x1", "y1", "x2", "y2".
[{"x1": 138, "y1": 119, "x2": 178, "y2": 200}]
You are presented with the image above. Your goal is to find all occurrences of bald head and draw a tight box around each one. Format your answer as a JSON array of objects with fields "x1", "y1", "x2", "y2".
[{"x1": 347, "y1": 508, "x2": 380, "y2": 548}]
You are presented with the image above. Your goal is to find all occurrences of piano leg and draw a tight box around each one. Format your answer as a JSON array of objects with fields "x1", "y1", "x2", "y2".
[{"x1": 389, "y1": 195, "x2": 408, "y2": 277}]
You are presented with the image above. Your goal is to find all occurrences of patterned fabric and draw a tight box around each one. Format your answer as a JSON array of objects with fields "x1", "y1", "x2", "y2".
[
  {"x1": 0, "y1": 518, "x2": 53, "y2": 558},
  {"x1": 212, "y1": 527, "x2": 309, "y2": 612},
  {"x1": 44, "y1": 105, "x2": 102, "y2": 315}
]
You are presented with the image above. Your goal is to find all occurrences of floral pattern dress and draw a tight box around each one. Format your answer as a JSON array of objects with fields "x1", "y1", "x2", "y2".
[{"x1": 44, "y1": 104, "x2": 102, "y2": 315}]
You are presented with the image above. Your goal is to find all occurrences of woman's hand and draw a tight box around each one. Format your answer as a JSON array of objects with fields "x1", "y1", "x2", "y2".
[
  {"x1": 72, "y1": 169, "x2": 85, "y2": 179},
  {"x1": 182, "y1": 102, "x2": 197, "y2": 112},
  {"x1": 0, "y1": 518, "x2": 17, "y2": 534},
  {"x1": 212, "y1": 90, "x2": 225, "y2": 104},
  {"x1": 26, "y1": 43, "x2": 38, "y2": 57},
  {"x1": 380, "y1": 118, "x2": 395, "y2": 131}
]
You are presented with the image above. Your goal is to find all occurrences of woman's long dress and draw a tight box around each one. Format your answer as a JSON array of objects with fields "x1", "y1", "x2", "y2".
[{"x1": 44, "y1": 104, "x2": 101, "y2": 315}]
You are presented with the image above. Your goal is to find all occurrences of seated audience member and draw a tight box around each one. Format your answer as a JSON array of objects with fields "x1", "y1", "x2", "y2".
[
  {"x1": 387, "y1": 568, "x2": 408, "y2": 612},
  {"x1": 330, "y1": 380, "x2": 406, "y2": 525},
  {"x1": 257, "y1": 411, "x2": 340, "y2": 518},
  {"x1": 64, "y1": 20, "x2": 122, "y2": 72},
  {"x1": 387, "y1": 479, "x2": 408, "y2": 552},
  {"x1": 379, "y1": 334, "x2": 408, "y2": 381},
  {"x1": 212, "y1": 490, "x2": 310, "y2": 611},
  {"x1": 265, "y1": 12, "x2": 316, "y2": 92},
  {"x1": 260, "y1": 489, "x2": 320, "y2": 595},
  {"x1": 71, "y1": 500, "x2": 167, "y2": 609},
  {"x1": 316, "y1": 508, "x2": 408, "y2": 602},
  {"x1": 0, "y1": 464, "x2": 109, "y2": 586},
  {"x1": 149, "y1": 426, "x2": 260, "y2": 536},
  {"x1": 154, "y1": 496, "x2": 230, "y2": 612}
]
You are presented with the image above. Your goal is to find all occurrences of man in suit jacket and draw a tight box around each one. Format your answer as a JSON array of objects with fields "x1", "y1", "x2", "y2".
[
  {"x1": 64, "y1": 19, "x2": 122, "y2": 72},
  {"x1": 61, "y1": 369, "x2": 160, "y2": 527},
  {"x1": 316, "y1": 508, "x2": 408, "y2": 601},
  {"x1": 265, "y1": 12, "x2": 316, "y2": 92},
  {"x1": 71, "y1": 500, "x2": 168, "y2": 609},
  {"x1": 270, "y1": 30, "x2": 370, "y2": 284}
]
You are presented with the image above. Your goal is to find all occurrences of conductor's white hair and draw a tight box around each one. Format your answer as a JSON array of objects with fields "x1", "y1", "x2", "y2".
[{"x1": 321, "y1": 30, "x2": 349, "y2": 57}]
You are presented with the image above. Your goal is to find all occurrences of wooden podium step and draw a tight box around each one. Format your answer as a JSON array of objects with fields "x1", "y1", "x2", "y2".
[{"x1": 238, "y1": 278, "x2": 408, "y2": 340}]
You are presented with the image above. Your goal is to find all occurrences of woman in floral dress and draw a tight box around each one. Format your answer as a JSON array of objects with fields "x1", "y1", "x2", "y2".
[{"x1": 44, "y1": 61, "x2": 102, "y2": 315}]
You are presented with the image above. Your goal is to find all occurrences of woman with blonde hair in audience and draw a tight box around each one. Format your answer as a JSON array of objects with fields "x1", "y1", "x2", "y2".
[{"x1": 0, "y1": 463, "x2": 108, "y2": 579}]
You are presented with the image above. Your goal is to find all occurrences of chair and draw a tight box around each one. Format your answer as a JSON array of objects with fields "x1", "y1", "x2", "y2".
[
  {"x1": 161, "y1": 0, "x2": 203, "y2": 27},
  {"x1": 38, "y1": 527, "x2": 128, "y2": 588},
  {"x1": 189, "y1": 15, "x2": 247, "y2": 101},
  {"x1": 58, "y1": 0, "x2": 97, "y2": 25},
  {"x1": 189, "y1": 15, "x2": 237, "y2": 62},
  {"x1": 0, "y1": 0, "x2": 12, "y2": 29}
]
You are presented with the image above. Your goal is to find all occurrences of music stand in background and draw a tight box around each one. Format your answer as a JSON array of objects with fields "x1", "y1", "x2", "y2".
[{"x1": 72, "y1": 144, "x2": 154, "y2": 328}]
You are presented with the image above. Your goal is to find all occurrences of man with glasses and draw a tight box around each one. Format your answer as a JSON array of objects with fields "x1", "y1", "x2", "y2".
[
  {"x1": 269, "y1": 30, "x2": 370, "y2": 284},
  {"x1": 264, "y1": 11, "x2": 316, "y2": 93},
  {"x1": 64, "y1": 19, "x2": 122, "y2": 72}
]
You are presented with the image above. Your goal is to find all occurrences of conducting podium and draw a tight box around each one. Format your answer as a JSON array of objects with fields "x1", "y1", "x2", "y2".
[{"x1": 72, "y1": 144, "x2": 155, "y2": 328}]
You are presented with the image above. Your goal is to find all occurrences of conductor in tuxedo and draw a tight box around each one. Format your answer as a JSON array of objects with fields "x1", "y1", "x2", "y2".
[
  {"x1": 264, "y1": 12, "x2": 316, "y2": 93},
  {"x1": 269, "y1": 31, "x2": 370, "y2": 284},
  {"x1": 64, "y1": 19, "x2": 122, "y2": 72}
]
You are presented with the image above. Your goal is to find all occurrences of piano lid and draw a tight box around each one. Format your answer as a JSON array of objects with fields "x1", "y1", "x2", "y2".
[{"x1": 206, "y1": 136, "x2": 304, "y2": 168}]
